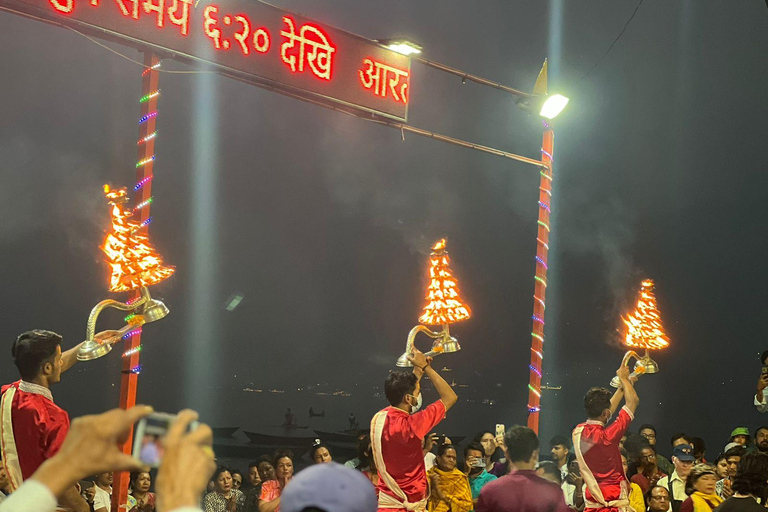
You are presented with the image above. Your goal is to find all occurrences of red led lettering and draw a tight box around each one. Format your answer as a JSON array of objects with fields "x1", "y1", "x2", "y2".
[
  {"x1": 143, "y1": 0, "x2": 164, "y2": 27},
  {"x1": 167, "y1": 0, "x2": 191, "y2": 35},
  {"x1": 280, "y1": 16, "x2": 335, "y2": 80},
  {"x1": 49, "y1": 0, "x2": 74, "y2": 14},
  {"x1": 115, "y1": 0, "x2": 139, "y2": 19},
  {"x1": 233, "y1": 15, "x2": 250, "y2": 55},
  {"x1": 203, "y1": 5, "x2": 222, "y2": 49},
  {"x1": 359, "y1": 58, "x2": 409, "y2": 104},
  {"x1": 253, "y1": 28, "x2": 270, "y2": 53}
]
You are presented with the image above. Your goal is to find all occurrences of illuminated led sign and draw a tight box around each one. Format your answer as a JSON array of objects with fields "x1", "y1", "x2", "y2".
[{"x1": 0, "y1": 0, "x2": 411, "y2": 120}]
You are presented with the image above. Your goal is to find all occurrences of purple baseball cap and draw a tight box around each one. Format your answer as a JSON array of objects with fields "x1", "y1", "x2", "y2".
[{"x1": 281, "y1": 462, "x2": 377, "y2": 512}]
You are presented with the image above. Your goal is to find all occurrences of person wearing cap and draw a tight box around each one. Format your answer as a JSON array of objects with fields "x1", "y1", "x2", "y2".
[
  {"x1": 679, "y1": 463, "x2": 722, "y2": 512},
  {"x1": 280, "y1": 462, "x2": 377, "y2": 512},
  {"x1": 571, "y1": 365, "x2": 639, "y2": 512},
  {"x1": 658, "y1": 444, "x2": 696, "y2": 512},
  {"x1": 728, "y1": 429, "x2": 750, "y2": 449},
  {"x1": 715, "y1": 446, "x2": 746, "y2": 500},
  {"x1": 753, "y1": 351, "x2": 768, "y2": 413},
  {"x1": 370, "y1": 349, "x2": 457, "y2": 512}
]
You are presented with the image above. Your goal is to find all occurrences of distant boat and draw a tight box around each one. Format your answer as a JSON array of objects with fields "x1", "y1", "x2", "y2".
[
  {"x1": 212, "y1": 427, "x2": 239, "y2": 438},
  {"x1": 313, "y1": 430, "x2": 361, "y2": 444}
]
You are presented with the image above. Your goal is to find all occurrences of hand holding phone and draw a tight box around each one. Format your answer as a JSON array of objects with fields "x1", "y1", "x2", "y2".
[{"x1": 133, "y1": 412, "x2": 199, "y2": 468}]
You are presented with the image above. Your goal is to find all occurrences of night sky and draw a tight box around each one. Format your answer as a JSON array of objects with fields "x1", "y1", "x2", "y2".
[{"x1": 1, "y1": 0, "x2": 768, "y2": 462}]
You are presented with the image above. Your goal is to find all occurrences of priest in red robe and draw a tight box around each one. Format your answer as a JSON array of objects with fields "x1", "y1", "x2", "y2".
[
  {"x1": 572, "y1": 366, "x2": 640, "y2": 512},
  {"x1": 1, "y1": 329, "x2": 110, "y2": 512},
  {"x1": 371, "y1": 349, "x2": 458, "y2": 512}
]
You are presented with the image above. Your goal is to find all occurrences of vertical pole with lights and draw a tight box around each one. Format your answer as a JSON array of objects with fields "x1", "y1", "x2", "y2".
[{"x1": 112, "y1": 51, "x2": 161, "y2": 511}]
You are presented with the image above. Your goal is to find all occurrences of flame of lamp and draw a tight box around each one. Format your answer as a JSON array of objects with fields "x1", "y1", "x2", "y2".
[
  {"x1": 609, "y1": 350, "x2": 659, "y2": 388},
  {"x1": 396, "y1": 324, "x2": 460, "y2": 367},
  {"x1": 78, "y1": 287, "x2": 169, "y2": 361}
]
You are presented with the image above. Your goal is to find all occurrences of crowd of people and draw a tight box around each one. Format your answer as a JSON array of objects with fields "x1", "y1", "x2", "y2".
[{"x1": 2, "y1": 329, "x2": 768, "y2": 512}]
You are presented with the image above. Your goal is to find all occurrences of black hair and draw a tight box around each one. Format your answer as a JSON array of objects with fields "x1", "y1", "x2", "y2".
[
  {"x1": 472, "y1": 431, "x2": 494, "y2": 443},
  {"x1": 310, "y1": 442, "x2": 331, "y2": 462},
  {"x1": 272, "y1": 449, "x2": 294, "y2": 468},
  {"x1": 550, "y1": 435, "x2": 570, "y2": 449},
  {"x1": 129, "y1": 471, "x2": 151, "y2": 488},
  {"x1": 644, "y1": 485, "x2": 670, "y2": 505},
  {"x1": 761, "y1": 350, "x2": 768, "y2": 365},
  {"x1": 504, "y1": 425, "x2": 539, "y2": 463},
  {"x1": 12, "y1": 330, "x2": 62, "y2": 381},
  {"x1": 437, "y1": 443, "x2": 457, "y2": 458},
  {"x1": 356, "y1": 434, "x2": 372, "y2": 468},
  {"x1": 212, "y1": 466, "x2": 232, "y2": 482},
  {"x1": 690, "y1": 437, "x2": 706, "y2": 457},
  {"x1": 725, "y1": 445, "x2": 747, "y2": 459},
  {"x1": 670, "y1": 433, "x2": 691, "y2": 446},
  {"x1": 732, "y1": 452, "x2": 768, "y2": 496},
  {"x1": 464, "y1": 442, "x2": 484, "y2": 460},
  {"x1": 583, "y1": 387, "x2": 612, "y2": 419},
  {"x1": 537, "y1": 460, "x2": 562, "y2": 484},
  {"x1": 755, "y1": 426, "x2": 768, "y2": 438},
  {"x1": 713, "y1": 453, "x2": 726, "y2": 466},
  {"x1": 248, "y1": 461, "x2": 260, "y2": 470},
  {"x1": 300, "y1": 508, "x2": 326, "y2": 512},
  {"x1": 384, "y1": 371, "x2": 418, "y2": 406},
  {"x1": 639, "y1": 424, "x2": 656, "y2": 434},
  {"x1": 231, "y1": 469, "x2": 243, "y2": 480},
  {"x1": 620, "y1": 448, "x2": 628, "y2": 459}
]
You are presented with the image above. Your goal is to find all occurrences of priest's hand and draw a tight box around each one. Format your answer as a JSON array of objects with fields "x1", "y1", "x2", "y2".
[{"x1": 32, "y1": 406, "x2": 153, "y2": 498}]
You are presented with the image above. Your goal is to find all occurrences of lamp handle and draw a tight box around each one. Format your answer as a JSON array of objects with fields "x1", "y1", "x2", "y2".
[{"x1": 85, "y1": 287, "x2": 150, "y2": 342}]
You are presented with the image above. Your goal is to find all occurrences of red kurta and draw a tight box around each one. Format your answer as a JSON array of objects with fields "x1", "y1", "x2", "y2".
[
  {"x1": 572, "y1": 406, "x2": 634, "y2": 512},
  {"x1": 373, "y1": 400, "x2": 446, "y2": 511},
  {"x1": 0, "y1": 380, "x2": 70, "y2": 487}
]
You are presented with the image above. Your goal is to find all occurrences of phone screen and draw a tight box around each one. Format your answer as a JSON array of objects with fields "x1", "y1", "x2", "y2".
[
  {"x1": 495, "y1": 424, "x2": 505, "y2": 439},
  {"x1": 762, "y1": 366, "x2": 768, "y2": 376},
  {"x1": 132, "y1": 412, "x2": 198, "y2": 468}
]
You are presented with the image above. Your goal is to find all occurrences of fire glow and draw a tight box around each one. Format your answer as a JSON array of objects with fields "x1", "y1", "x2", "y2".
[
  {"x1": 102, "y1": 185, "x2": 174, "y2": 292},
  {"x1": 418, "y1": 239, "x2": 471, "y2": 326},
  {"x1": 622, "y1": 279, "x2": 670, "y2": 350}
]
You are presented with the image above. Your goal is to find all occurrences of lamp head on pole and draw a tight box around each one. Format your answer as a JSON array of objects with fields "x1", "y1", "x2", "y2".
[{"x1": 514, "y1": 59, "x2": 570, "y2": 120}]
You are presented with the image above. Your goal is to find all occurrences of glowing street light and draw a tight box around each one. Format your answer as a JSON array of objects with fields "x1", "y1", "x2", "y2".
[
  {"x1": 539, "y1": 94, "x2": 570, "y2": 119},
  {"x1": 378, "y1": 38, "x2": 423, "y2": 56}
]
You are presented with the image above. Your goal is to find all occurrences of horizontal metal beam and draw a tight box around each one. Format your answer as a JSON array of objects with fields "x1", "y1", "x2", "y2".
[{"x1": 412, "y1": 56, "x2": 531, "y2": 98}]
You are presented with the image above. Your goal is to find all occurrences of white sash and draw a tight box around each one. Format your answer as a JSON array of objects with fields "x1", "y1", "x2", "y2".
[
  {"x1": 0, "y1": 386, "x2": 24, "y2": 491},
  {"x1": 572, "y1": 424, "x2": 629, "y2": 511},
  {"x1": 371, "y1": 410, "x2": 428, "y2": 511}
]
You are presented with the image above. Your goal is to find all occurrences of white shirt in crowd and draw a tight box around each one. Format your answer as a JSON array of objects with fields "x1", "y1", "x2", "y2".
[
  {"x1": 424, "y1": 452, "x2": 437, "y2": 471},
  {"x1": 755, "y1": 393, "x2": 767, "y2": 412},
  {"x1": 93, "y1": 485, "x2": 112, "y2": 512},
  {"x1": 0, "y1": 479, "x2": 203, "y2": 512},
  {"x1": 658, "y1": 471, "x2": 686, "y2": 512}
]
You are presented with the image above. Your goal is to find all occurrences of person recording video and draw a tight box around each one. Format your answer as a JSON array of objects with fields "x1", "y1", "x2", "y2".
[{"x1": 754, "y1": 351, "x2": 768, "y2": 412}]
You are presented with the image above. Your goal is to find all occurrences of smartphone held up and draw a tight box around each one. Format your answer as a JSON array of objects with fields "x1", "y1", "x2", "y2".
[{"x1": 132, "y1": 412, "x2": 199, "y2": 468}]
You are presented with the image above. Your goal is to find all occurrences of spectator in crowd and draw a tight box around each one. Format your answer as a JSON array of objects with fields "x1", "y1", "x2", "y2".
[
  {"x1": 344, "y1": 433, "x2": 367, "y2": 469},
  {"x1": 672, "y1": 434, "x2": 694, "y2": 449},
  {"x1": 426, "y1": 443, "x2": 472, "y2": 512},
  {"x1": 754, "y1": 351, "x2": 768, "y2": 413},
  {"x1": 641, "y1": 424, "x2": 675, "y2": 477},
  {"x1": 423, "y1": 433, "x2": 439, "y2": 471},
  {"x1": 258, "y1": 450, "x2": 294, "y2": 512},
  {"x1": 550, "y1": 435, "x2": 570, "y2": 482},
  {"x1": 621, "y1": 449, "x2": 645, "y2": 512},
  {"x1": 753, "y1": 427, "x2": 768, "y2": 454},
  {"x1": 0, "y1": 329, "x2": 112, "y2": 512},
  {"x1": 310, "y1": 442, "x2": 332, "y2": 464},
  {"x1": 463, "y1": 442, "x2": 496, "y2": 509},
  {"x1": 475, "y1": 425, "x2": 569, "y2": 512},
  {"x1": 647, "y1": 486, "x2": 672, "y2": 512},
  {"x1": 204, "y1": 467, "x2": 243, "y2": 512},
  {"x1": 473, "y1": 431, "x2": 507, "y2": 477},
  {"x1": 658, "y1": 444, "x2": 696, "y2": 512},
  {"x1": 631, "y1": 443, "x2": 667, "y2": 495},
  {"x1": 728, "y1": 429, "x2": 750, "y2": 449},
  {"x1": 257, "y1": 456, "x2": 276, "y2": 483},
  {"x1": 242, "y1": 462, "x2": 263, "y2": 512},
  {"x1": 691, "y1": 438, "x2": 707, "y2": 463},
  {"x1": 127, "y1": 471, "x2": 155, "y2": 512},
  {"x1": 536, "y1": 461, "x2": 562, "y2": 485},
  {"x1": 561, "y1": 459, "x2": 584, "y2": 510},
  {"x1": 93, "y1": 472, "x2": 113, "y2": 512},
  {"x1": 679, "y1": 463, "x2": 722, "y2": 512},
  {"x1": 713, "y1": 454, "x2": 729, "y2": 481},
  {"x1": 714, "y1": 452, "x2": 768, "y2": 512},
  {"x1": 280, "y1": 462, "x2": 377, "y2": 512},
  {"x1": 716, "y1": 446, "x2": 747, "y2": 500},
  {"x1": 231, "y1": 470, "x2": 243, "y2": 491},
  {"x1": 370, "y1": 349, "x2": 457, "y2": 511},
  {"x1": 0, "y1": 406, "x2": 215, "y2": 512},
  {"x1": 572, "y1": 365, "x2": 639, "y2": 510}
]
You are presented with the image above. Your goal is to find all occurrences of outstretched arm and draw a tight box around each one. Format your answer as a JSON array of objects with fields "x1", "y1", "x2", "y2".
[
  {"x1": 617, "y1": 366, "x2": 639, "y2": 415},
  {"x1": 609, "y1": 388, "x2": 625, "y2": 415},
  {"x1": 409, "y1": 350, "x2": 458, "y2": 411}
]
